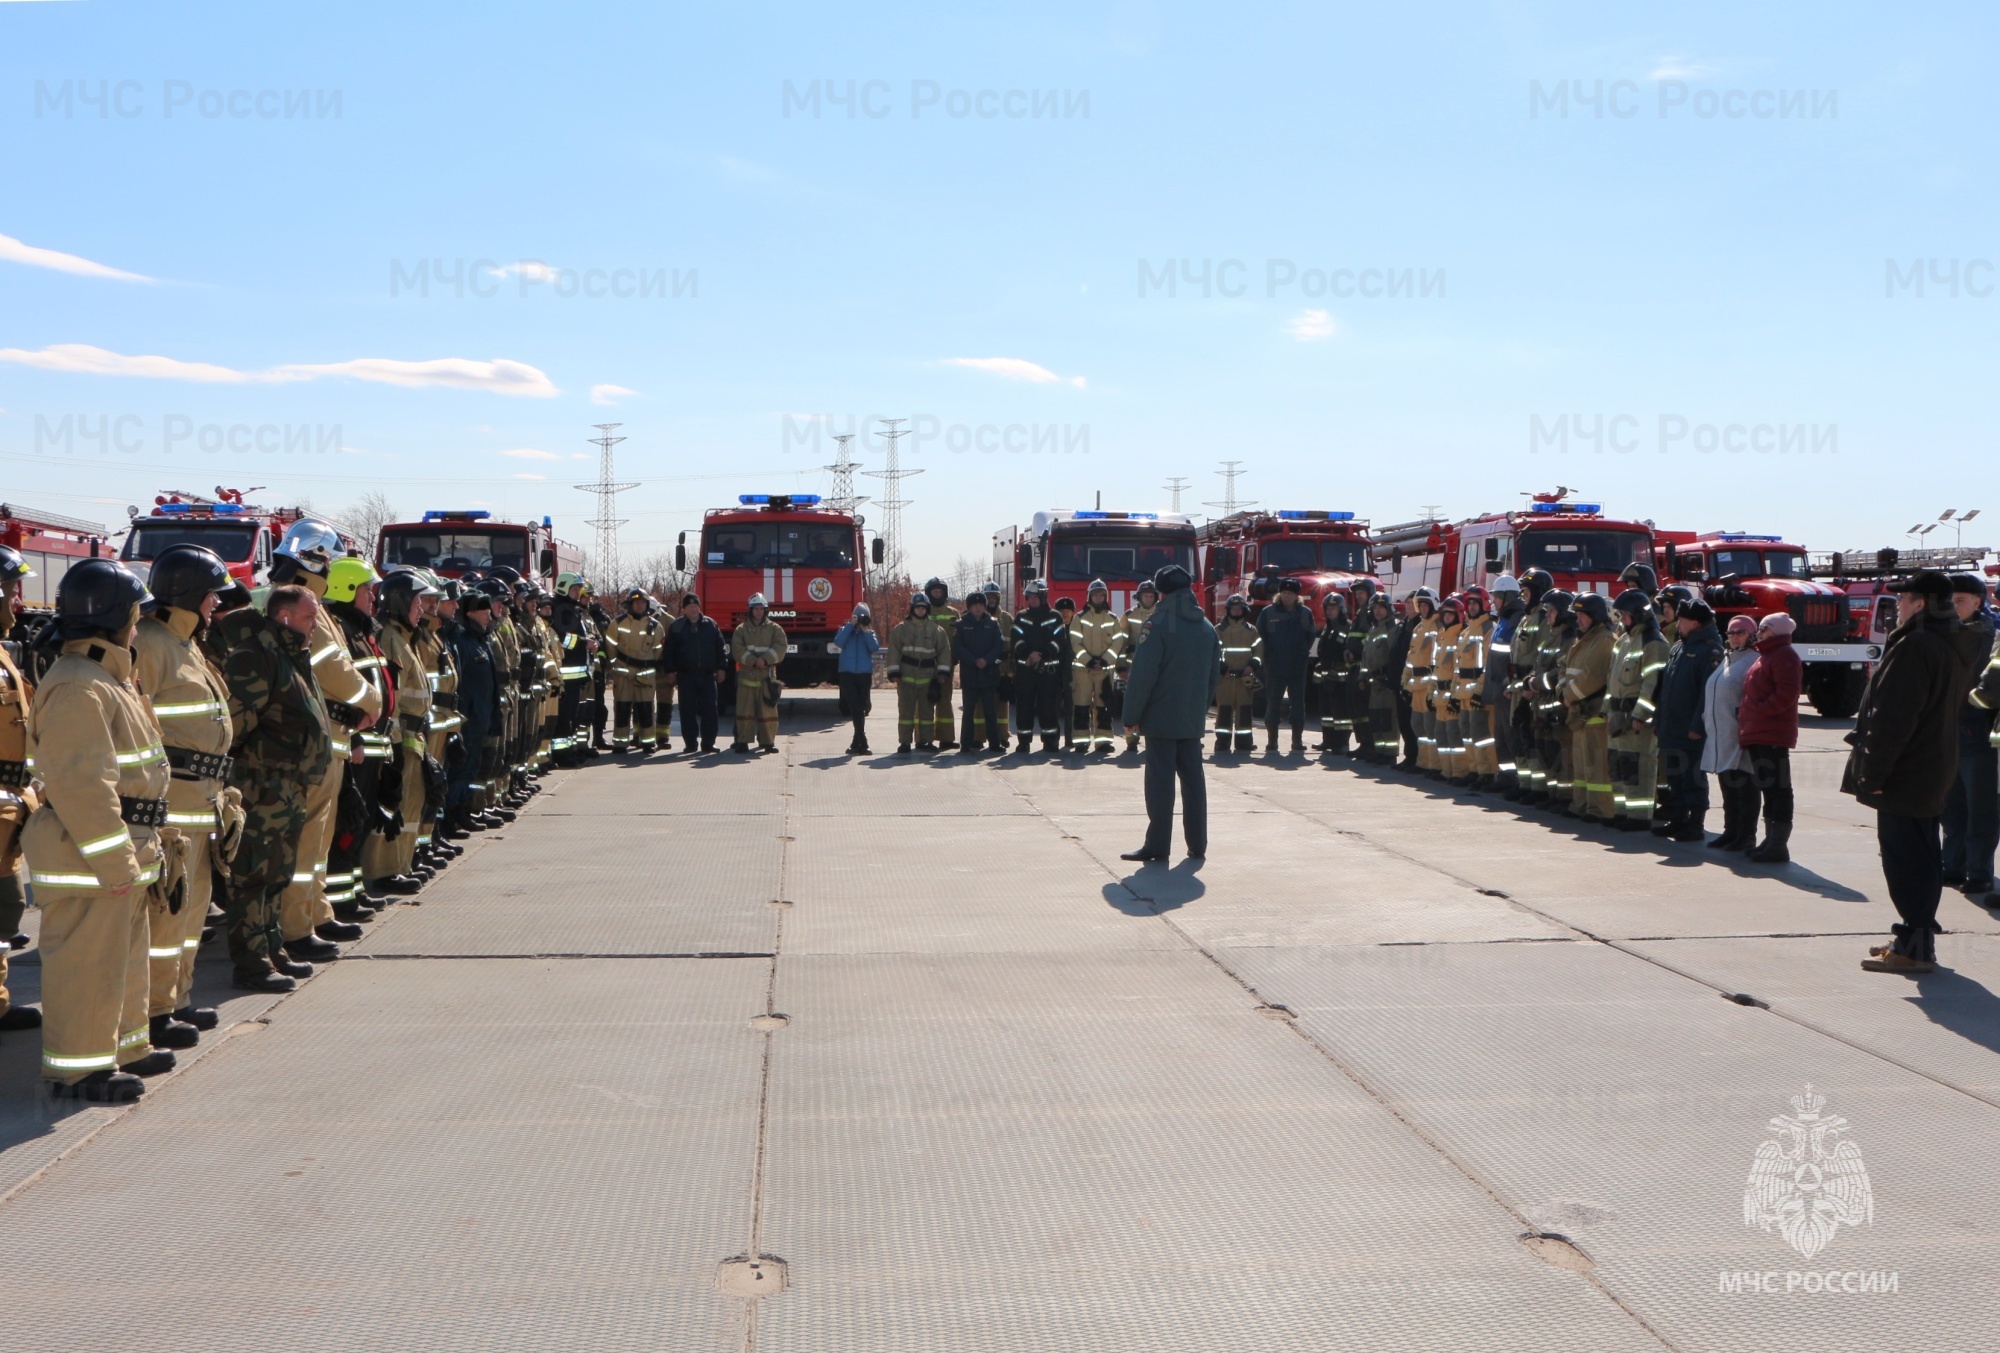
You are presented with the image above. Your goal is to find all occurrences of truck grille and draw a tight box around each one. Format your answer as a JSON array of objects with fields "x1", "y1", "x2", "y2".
[{"x1": 1787, "y1": 594, "x2": 1849, "y2": 644}]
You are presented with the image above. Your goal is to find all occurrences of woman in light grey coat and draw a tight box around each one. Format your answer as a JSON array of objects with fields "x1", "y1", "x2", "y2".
[{"x1": 1702, "y1": 616, "x2": 1761, "y2": 850}]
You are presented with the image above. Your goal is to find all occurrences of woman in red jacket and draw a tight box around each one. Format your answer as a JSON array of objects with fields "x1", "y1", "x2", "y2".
[{"x1": 1737, "y1": 612, "x2": 1803, "y2": 862}]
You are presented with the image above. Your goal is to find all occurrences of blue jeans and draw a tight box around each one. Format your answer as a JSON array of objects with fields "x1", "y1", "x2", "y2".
[{"x1": 1143, "y1": 737, "x2": 1208, "y2": 856}]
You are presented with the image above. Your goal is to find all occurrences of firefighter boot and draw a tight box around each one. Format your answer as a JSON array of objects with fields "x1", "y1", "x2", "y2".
[
  {"x1": 173, "y1": 1005, "x2": 220, "y2": 1032},
  {"x1": 148, "y1": 1013, "x2": 200, "y2": 1050},
  {"x1": 50, "y1": 1069, "x2": 144, "y2": 1103},
  {"x1": 1214, "y1": 732, "x2": 1228, "y2": 757},
  {"x1": 1235, "y1": 732, "x2": 1255, "y2": 754}
]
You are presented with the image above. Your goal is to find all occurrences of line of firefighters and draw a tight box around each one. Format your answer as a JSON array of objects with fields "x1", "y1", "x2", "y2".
[
  {"x1": 847, "y1": 572, "x2": 1721, "y2": 836},
  {"x1": 0, "y1": 516, "x2": 705, "y2": 1103}
]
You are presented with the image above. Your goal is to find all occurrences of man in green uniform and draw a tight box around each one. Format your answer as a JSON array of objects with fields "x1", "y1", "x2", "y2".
[{"x1": 1119, "y1": 565, "x2": 1220, "y2": 862}]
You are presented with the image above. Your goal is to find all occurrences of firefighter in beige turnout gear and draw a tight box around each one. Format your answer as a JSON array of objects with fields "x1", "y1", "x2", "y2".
[
  {"x1": 1071, "y1": 579, "x2": 1124, "y2": 753},
  {"x1": 25, "y1": 560, "x2": 174, "y2": 1100},
  {"x1": 0, "y1": 546, "x2": 41, "y2": 1033},
  {"x1": 887, "y1": 592, "x2": 949, "y2": 753},
  {"x1": 730, "y1": 595, "x2": 786, "y2": 753},
  {"x1": 609, "y1": 589, "x2": 667, "y2": 751},
  {"x1": 1213, "y1": 594, "x2": 1262, "y2": 754},
  {"x1": 133, "y1": 545, "x2": 240, "y2": 1048}
]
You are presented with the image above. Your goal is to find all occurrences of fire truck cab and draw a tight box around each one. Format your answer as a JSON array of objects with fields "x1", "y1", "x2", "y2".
[
  {"x1": 678, "y1": 494, "x2": 878, "y2": 688},
  {"x1": 119, "y1": 488, "x2": 319, "y2": 588},
  {"x1": 993, "y1": 509, "x2": 1198, "y2": 614},
  {"x1": 2, "y1": 502, "x2": 113, "y2": 615},
  {"x1": 1658, "y1": 530, "x2": 1869, "y2": 717},
  {"x1": 1373, "y1": 498, "x2": 1655, "y2": 601},
  {"x1": 1195, "y1": 509, "x2": 1372, "y2": 619},
  {"x1": 377, "y1": 509, "x2": 581, "y2": 592}
]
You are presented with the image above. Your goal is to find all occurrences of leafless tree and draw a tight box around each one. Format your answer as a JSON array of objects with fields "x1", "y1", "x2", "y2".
[{"x1": 329, "y1": 490, "x2": 398, "y2": 554}]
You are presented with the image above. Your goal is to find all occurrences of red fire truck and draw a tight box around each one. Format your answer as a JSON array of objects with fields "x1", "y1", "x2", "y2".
[
  {"x1": 2, "y1": 501, "x2": 113, "y2": 614},
  {"x1": 676, "y1": 494, "x2": 879, "y2": 687},
  {"x1": 1656, "y1": 530, "x2": 1870, "y2": 716},
  {"x1": 1195, "y1": 510, "x2": 1372, "y2": 618},
  {"x1": 1372, "y1": 495, "x2": 1655, "y2": 601},
  {"x1": 993, "y1": 510, "x2": 1199, "y2": 614},
  {"x1": 377, "y1": 509, "x2": 581, "y2": 591},
  {"x1": 118, "y1": 488, "x2": 334, "y2": 588}
]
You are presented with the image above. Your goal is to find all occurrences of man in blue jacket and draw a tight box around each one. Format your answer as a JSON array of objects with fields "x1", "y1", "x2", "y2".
[
  {"x1": 830, "y1": 603, "x2": 881, "y2": 755},
  {"x1": 1120, "y1": 565, "x2": 1221, "y2": 863}
]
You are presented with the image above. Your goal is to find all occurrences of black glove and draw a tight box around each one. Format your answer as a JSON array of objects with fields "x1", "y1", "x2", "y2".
[{"x1": 445, "y1": 732, "x2": 466, "y2": 770}]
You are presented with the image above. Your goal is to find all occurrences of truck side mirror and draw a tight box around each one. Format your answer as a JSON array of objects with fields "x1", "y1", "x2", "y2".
[
  {"x1": 872, "y1": 537, "x2": 886, "y2": 565},
  {"x1": 675, "y1": 543, "x2": 687, "y2": 571},
  {"x1": 1484, "y1": 559, "x2": 1502, "y2": 575},
  {"x1": 540, "y1": 548, "x2": 555, "y2": 576}
]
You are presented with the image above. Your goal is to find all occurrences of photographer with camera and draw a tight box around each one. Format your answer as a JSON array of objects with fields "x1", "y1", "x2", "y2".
[{"x1": 831, "y1": 603, "x2": 881, "y2": 756}]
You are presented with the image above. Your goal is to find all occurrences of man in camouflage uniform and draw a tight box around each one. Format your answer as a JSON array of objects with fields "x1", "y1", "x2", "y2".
[{"x1": 219, "y1": 585, "x2": 334, "y2": 991}]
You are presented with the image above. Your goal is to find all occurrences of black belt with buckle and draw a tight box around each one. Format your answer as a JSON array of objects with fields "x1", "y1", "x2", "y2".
[
  {"x1": 326, "y1": 699, "x2": 365, "y2": 728},
  {"x1": 119, "y1": 795, "x2": 170, "y2": 828},
  {"x1": 165, "y1": 746, "x2": 233, "y2": 782},
  {"x1": 0, "y1": 758, "x2": 27, "y2": 789}
]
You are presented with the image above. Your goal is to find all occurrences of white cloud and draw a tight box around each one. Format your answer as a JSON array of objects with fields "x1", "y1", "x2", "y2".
[
  {"x1": 499, "y1": 447, "x2": 559, "y2": 460},
  {"x1": 568, "y1": 452, "x2": 594, "y2": 460},
  {"x1": 1286, "y1": 309, "x2": 1337, "y2": 341},
  {"x1": 512, "y1": 472, "x2": 548, "y2": 481},
  {"x1": 485, "y1": 260, "x2": 559, "y2": 283},
  {"x1": 591, "y1": 383, "x2": 638, "y2": 406},
  {"x1": 0, "y1": 232, "x2": 152, "y2": 282},
  {"x1": 941, "y1": 357, "x2": 1087, "y2": 389},
  {"x1": 1647, "y1": 56, "x2": 1718, "y2": 82},
  {"x1": 0, "y1": 344, "x2": 560, "y2": 396}
]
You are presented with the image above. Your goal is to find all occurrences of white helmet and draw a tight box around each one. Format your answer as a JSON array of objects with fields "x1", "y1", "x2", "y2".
[
  {"x1": 1492, "y1": 574, "x2": 1522, "y2": 592},
  {"x1": 746, "y1": 593, "x2": 768, "y2": 609},
  {"x1": 276, "y1": 518, "x2": 341, "y2": 573}
]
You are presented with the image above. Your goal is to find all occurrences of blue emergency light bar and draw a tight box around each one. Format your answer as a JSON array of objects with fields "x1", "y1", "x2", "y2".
[
  {"x1": 423, "y1": 510, "x2": 492, "y2": 521},
  {"x1": 155, "y1": 501, "x2": 248, "y2": 515},
  {"x1": 1277, "y1": 510, "x2": 1356, "y2": 521},
  {"x1": 1714, "y1": 533, "x2": 1784, "y2": 543},
  {"x1": 1073, "y1": 511, "x2": 1158, "y2": 520},
  {"x1": 542, "y1": 516, "x2": 552, "y2": 528},
  {"x1": 155, "y1": 503, "x2": 191, "y2": 514},
  {"x1": 1531, "y1": 502, "x2": 1601, "y2": 514},
  {"x1": 213, "y1": 502, "x2": 245, "y2": 514},
  {"x1": 738, "y1": 494, "x2": 824, "y2": 507}
]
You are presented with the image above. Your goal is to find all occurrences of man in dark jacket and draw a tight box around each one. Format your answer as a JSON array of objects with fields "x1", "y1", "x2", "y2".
[
  {"x1": 1941, "y1": 575, "x2": 1998, "y2": 897},
  {"x1": 1012, "y1": 581, "x2": 1070, "y2": 754},
  {"x1": 444, "y1": 594, "x2": 499, "y2": 832},
  {"x1": 1738, "y1": 612, "x2": 1804, "y2": 863},
  {"x1": 1120, "y1": 566, "x2": 1221, "y2": 863},
  {"x1": 954, "y1": 591, "x2": 1005, "y2": 754},
  {"x1": 1652, "y1": 598, "x2": 1724, "y2": 839},
  {"x1": 668, "y1": 594, "x2": 728, "y2": 753},
  {"x1": 1845, "y1": 572, "x2": 1976, "y2": 972},
  {"x1": 1387, "y1": 597, "x2": 1420, "y2": 767},
  {"x1": 1255, "y1": 579, "x2": 1317, "y2": 755}
]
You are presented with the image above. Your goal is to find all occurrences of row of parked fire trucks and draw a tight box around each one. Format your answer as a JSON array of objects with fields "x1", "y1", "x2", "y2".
[
  {"x1": 986, "y1": 492, "x2": 1996, "y2": 718},
  {"x1": 7, "y1": 487, "x2": 1989, "y2": 719}
]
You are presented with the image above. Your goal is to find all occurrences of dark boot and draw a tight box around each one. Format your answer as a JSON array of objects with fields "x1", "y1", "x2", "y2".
[
  {"x1": 49, "y1": 1070, "x2": 144, "y2": 1102},
  {"x1": 120, "y1": 1050, "x2": 177, "y2": 1077},
  {"x1": 284, "y1": 934, "x2": 340, "y2": 963},
  {"x1": 316, "y1": 919, "x2": 363, "y2": 943},
  {"x1": 1235, "y1": 733, "x2": 1255, "y2": 754},
  {"x1": 173, "y1": 1005, "x2": 220, "y2": 1031},
  {"x1": 1747, "y1": 820, "x2": 1792, "y2": 863},
  {"x1": 1670, "y1": 813, "x2": 1706, "y2": 842},
  {"x1": 232, "y1": 968, "x2": 297, "y2": 993},
  {"x1": 148, "y1": 1013, "x2": 200, "y2": 1050},
  {"x1": 1214, "y1": 733, "x2": 1229, "y2": 756},
  {"x1": 0, "y1": 1005, "x2": 44, "y2": 1031}
]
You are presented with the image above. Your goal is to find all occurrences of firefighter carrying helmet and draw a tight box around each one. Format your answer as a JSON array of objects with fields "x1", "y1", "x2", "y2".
[
  {"x1": 324, "y1": 556, "x2": 382, "y2": 605},
  {"x1": 275, "y1": 518, "x2": 341, "y2": 573}
]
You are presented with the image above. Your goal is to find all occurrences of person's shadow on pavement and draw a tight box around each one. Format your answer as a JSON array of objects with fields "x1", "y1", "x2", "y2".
[
  {"x1": 1908, "y1": 969, "x2": 2000, "y2": 1059},
  {"x1": 1104, "y1": 858, "x2": 1206, "y2": 915}
]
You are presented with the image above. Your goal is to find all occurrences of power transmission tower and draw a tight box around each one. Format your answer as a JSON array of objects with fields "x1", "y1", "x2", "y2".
[
  {"x1": 1204, "y1": 460, "x2": 1255, "y2": 519},
  {"x1": 575, "y1": 423, "x2": 639, "y2": 591},
  {"x1": 862, "y1": 418, "x2": 921, "y2": 578},
  {"x1": 824, "y1": 433, "x2": 867, "y2": 516},
  {"x1": 1163, "y1": 476, "x2": 1191, "y2": 513}
]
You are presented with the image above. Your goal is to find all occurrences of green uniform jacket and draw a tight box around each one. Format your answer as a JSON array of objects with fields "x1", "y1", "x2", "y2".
[{"x1": 1121, "y1": 589, "x2": 1221, "y2": 739}]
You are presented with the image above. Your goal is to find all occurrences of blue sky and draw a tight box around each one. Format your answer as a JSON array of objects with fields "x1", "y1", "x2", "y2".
[{"x1": 3, "y1": 0, "x2": 1995, "y2": 579}]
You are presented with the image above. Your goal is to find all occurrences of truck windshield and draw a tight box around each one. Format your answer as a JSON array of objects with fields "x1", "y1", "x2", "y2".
[
  {"x1": 1517, "y1": 529, "x2": 1650, "y2": 576},
  {"x1": 1261, "y1": 539, "x2": 1370, "y2": 573},
  {"x1": 120, "y1": 520, "x2": 258, "y2": 564},
  {"x1": 381, "y1": 530, "x2": 527, "y2": 573},
  {"x1": 1708, "y1": 549, "x2": 1763, "y2": 580},
  {"x1": 1049, "y1": 529, "x2": 1196, "y2": 582},
  {"x1": 1764, "y1": 551, "x2": 1808, "y2": 578},
  {"x1": 703, "y1": 522, "x2": 854, "y2": 568}
]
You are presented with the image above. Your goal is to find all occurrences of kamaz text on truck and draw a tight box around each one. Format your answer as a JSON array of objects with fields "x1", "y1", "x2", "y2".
[
  {"x1": 377, "y1": 509, "x2": 581, "y2": 591},
  {"x1": 1657, "y1": 530, "x2": 1870, "y2": 717},
  {"x1": 992, "y1": 510, "x2": 1198, "y2": 614},
  {"x1": 677, "y1": 494, "x2": 879, "y2": 688},
  {"x1": 1196, "y1": 509, "x2": 1372, "y2": 619},
  {"x1": 1373, "y1": 497, "x2": 1654, "y2": 602}
]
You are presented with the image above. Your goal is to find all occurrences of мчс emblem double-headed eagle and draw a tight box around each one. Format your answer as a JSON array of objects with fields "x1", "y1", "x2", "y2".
[{"x1": 1743, "y1": 1084, "x2": 1874, "y2": 1260}]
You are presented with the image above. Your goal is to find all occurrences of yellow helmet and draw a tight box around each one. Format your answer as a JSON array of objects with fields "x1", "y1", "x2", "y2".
[{"x1": 324, "y1": 556, "x2": 382, "y2": 604}]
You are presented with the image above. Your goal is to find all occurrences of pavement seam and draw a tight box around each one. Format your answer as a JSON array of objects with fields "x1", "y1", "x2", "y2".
[
  {"x1": 988, "y1": 755, "x2": 1683, "y2": 1352},
  {"x1": 1238, "y1": 778, "x2": 2000, "y2": 1117}
]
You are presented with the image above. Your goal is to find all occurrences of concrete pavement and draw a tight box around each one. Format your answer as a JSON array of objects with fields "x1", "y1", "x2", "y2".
[{"x1": 1, "y1": 706, "x2": 1995, "y2": 1351}]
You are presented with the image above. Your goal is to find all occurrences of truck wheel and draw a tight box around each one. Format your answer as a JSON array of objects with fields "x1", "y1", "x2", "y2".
[{"x1": 1807, "y1": 665, "x2": 1866, "y2": 719}]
